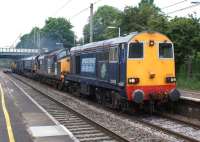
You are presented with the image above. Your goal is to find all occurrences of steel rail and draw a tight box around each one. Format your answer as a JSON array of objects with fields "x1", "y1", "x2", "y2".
[
  {"x1": 9, "y1": 73, "x2": 200, "y2": 142},
  {"x1": 134, "y1": 117, "x2": 200, "y2": 142},
  {"x1": 155, "y1": 111, "x2": 200, "y2": 129},
  {"x1": 10, "y1": 74, "x2": 130, "y2": 142}
]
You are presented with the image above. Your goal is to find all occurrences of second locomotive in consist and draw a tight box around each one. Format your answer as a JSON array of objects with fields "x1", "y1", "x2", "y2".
[{"x1": 12, "y1": 31, "x2": 181, "y2": 111}]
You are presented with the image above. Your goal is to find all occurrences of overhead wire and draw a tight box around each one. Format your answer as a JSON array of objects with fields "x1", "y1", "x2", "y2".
[
  {"x1": 161, "y1": 0, "x2": 188, "y2": 9},
  {"x1": 167, "y1": 3, "x2": 200, "y2": 15},
  {"x1": 69, "y1": 0, "x2": 103, "y2": 20},
  {"x1": 93, "y1": 0, "x2": 103, "y2": 5},
  {"x1": 10, "y1": 33, "x2": 22, "y2": 48},
  {"x1": 15, "y1": 0, "x2": 200, "y2": 47},
  {"x1": 53, "y1": 0, "x2": 73, "y2": 16},
  {"x1": 69, "y1": 7, "x2": 90, "y2": 20}
]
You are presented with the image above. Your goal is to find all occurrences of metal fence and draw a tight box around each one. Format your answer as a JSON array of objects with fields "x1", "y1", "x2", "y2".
[
  {"x1": 177, "y1": 59, "x2": 200, "y2": 80},
  {"x1": 0, "y1": 48, "x2": 39, "y2": 53}
]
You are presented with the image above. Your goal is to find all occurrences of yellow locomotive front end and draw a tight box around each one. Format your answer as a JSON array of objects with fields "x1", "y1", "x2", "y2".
[
  {"x1": 11, "y1": 62, "x2": 17, "y2": 72},
  {"x1": 57, "y1": 57, "x2": 70, "y2": 80},
  {"x1": 56, "y1": 49, "x2": 71, "y2": 82},
  {"x1": 126, "y1": 32, "x2": 180, "y2": 104}
]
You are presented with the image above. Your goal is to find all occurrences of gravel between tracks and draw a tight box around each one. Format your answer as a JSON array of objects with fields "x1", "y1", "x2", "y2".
[{"x1": 9, "y1": 74, "x2": 181, "y2": 142}]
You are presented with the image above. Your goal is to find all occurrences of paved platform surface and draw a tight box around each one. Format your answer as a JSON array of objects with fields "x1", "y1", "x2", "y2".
[
  {"x1": 0, "y1": 70, "x2": 76, "y2": 142},
  {"x1": 180, "y1": 89, "x2": 200, "y2": 102}
]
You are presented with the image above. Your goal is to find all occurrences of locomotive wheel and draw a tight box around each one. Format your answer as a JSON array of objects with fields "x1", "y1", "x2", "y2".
[
  {"x1": 69, "y1": 85, "x2": 80, "y2": 96},
  {"x1": 68, "y1": 86, "x2": 73, "y2": 94},
  {"x1": 120, "y1": 100, "x2": 128, "y2": 112},
  {"x1": 111, "y1": 92, "x2": 120, "y2": 110},
  {"x1": 167, "y1": 101, "x2": 177, "y2": 113},
  {"x1": 149, "y1": 101, "x2": 155, "y2": 115},
  {"x1": 58, "y1": 82, "x2": 64, "y2": 90},
  {"x1": 95, "y1": 90, "x2": 104, "y2": 104},
  {"x1": 53, "y1": 82, "x2": 58, "y2": 89},
  {"x1": 95, "y1": 93, "x2": 102, "y2": 104}
]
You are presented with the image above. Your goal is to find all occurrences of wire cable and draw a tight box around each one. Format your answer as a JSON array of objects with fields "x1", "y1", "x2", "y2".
[
  {"x1": 69, "y1": 0, "x2": 103, "y2": 20},
  {"x1": 53, "y1": 0, "x2": 73, "y2": 16},
  {"x1": 167, "y1": 3, "x2": 200, "y2": 15},
  {"x1": 93, "y1": 0, "x2": 103, "y2": 5},
  {"x1": 162, "y1": 0, "x2": 188, "y2": 10},
  {"x1": 70, "y1": 7, "x2": 90, "y2": 20}
]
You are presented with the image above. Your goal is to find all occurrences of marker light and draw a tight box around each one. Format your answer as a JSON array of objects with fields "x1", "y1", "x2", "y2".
[
  {"x1": 128, "y1": 78, "x2": 140, "y2": 84},
  {"x1": 166, "y1": 77, "x2": 176, "y2": 83}
]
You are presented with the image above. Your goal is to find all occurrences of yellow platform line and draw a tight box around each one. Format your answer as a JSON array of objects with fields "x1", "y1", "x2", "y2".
[{"x1": 0, "y1": 84, "x2": 15, "y2": 142}]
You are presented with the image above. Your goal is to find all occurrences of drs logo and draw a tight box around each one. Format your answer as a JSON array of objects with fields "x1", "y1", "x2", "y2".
[
  {"x1": 100, "y1": 63, "x2": 106, "y2": 79},
  {"x1": 81, "y1": 58, "x2": 96, "y2": 73}
]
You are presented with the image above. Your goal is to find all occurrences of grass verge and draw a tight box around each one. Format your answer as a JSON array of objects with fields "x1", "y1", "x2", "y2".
[{"x1": 177, "y1": 76, "x2": 200, "y2": 91}]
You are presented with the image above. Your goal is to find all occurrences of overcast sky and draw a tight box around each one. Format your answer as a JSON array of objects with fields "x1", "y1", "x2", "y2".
[{"x1": 0, "y1": 0, "x2": 199, "y2": 47}]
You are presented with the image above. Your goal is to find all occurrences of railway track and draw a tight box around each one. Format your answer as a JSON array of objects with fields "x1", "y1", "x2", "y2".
[
  {"x1": 134, "y1": 115, "x2": 200, "y2": 142},
  {"x1": 31, "y1": 94, "x2": 128, "y2": 142},
  {"x1": 8, "y1": 73, "x2": 200, "y2": 142},
  {"x1": 8, "y1": 75, "x2": 130, "y2": 142},
  {"x1": 156, "y1": 111, "x2": 200, "y2": 128}
]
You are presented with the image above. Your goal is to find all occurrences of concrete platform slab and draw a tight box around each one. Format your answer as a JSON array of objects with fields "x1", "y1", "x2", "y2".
[
  {"x1": 0, "y1": 79, "x2": 33, "y2": 142},
  {"x1": 34, "y1": 135, "x2": 74, "y2": 142},
  {"x1": 22, "y1": 112, "x2": 54, "y2": 126},
  {"x1": 29, "y1": 125, "x2": 69, "y2": 137},
  {"x1": 0, "y1": 71, "x2": 77, "y2": 142},
  {"x1": 180, "y1": 90, "x2": 200, "y2": 102}
]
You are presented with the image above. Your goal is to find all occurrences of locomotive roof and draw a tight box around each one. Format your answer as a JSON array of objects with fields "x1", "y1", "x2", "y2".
[
  {"x1": 20, "y1": 55, "x2": 37, "y2": 61},
  {"x1": 46, "y1": 48, "x2": 63, "y2": 57},
  {"x1": 38, "y1": 48, "x2": 65, "y2": 59},
  {"x1": 70, "y1": 32, "x2": 137, "y2": 53}
]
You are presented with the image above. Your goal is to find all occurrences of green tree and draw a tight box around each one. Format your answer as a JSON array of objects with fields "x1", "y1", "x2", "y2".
[
  {"x1": 167, "y1": 16, "x2": 200, "y2": 77},
  {"x1": 41, "y1": 17, "x2": 74, "y2": 50},
  {"x1": 83, "y1": 5, "x2": 122, "y2": 43},
  {"x1": 121, "y1": 0, "x2": 167, "y2": 34},
  {"x1": 16, "y1": 17, "x2": 74, "y2": 51},
  {"x1": 16, "y1": 27, "x2": 40, "y2": 49}
]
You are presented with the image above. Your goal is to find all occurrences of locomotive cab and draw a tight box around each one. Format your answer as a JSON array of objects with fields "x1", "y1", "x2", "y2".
[
  {"x1": 126, "y1": 32, "x2": 180, "y2": 103},
  {"x1": 56, "y1": 49, "x2": 70, "y2": 80}
]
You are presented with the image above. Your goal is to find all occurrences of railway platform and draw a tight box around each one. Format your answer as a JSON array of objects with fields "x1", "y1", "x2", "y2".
[
  {"x1": 0, "y1": 71, "x2": 76, "y2": 142},
  {"x1": 180, "y1": 89, "x2": 200, "y2": 102},
  {"x1": 176, "y1": 89, "x2": 200, "y2": 120}
]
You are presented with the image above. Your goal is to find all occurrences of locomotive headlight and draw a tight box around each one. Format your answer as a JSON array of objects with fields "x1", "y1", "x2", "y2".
[
  {"x1": 128, "y1": 78, "x2": 139, "y2": 84},
  {"x1": 166, "y1": 77, "x2": 176, "y2": 83},
  {"x1": 149, "y1": 40, "x2": 154, "y2": 46}
]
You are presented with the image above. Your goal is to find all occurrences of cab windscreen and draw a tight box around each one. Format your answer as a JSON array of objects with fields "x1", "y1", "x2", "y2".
[
  {"x1": 129, "y1": 43, "x2": 143, "y2": 58},
  {"x1": 159, "y1": 43, "x2": 173, "y2": 58}
]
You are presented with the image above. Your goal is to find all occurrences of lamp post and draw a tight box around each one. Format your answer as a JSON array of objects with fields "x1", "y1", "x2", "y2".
[
  {"x1": 191, "y1": 0, "x2": 200, "y2": 17},
  {"x1": 107, "y1": 26, "x2": 121, "y2": 37},
  {"x1": 191, "y1": 0, "x2": 200, "y2": 4}
]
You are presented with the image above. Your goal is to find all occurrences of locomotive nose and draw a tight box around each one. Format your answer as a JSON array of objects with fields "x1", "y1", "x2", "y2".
[
  {"x1": 169, "y1": 89, "x2": 181, "y2": 101},
  {"x1": 132, "y1": 90, "x2": 144, "y2": 103}
]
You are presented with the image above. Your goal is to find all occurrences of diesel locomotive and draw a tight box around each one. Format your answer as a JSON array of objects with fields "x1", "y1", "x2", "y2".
[{"x1": 12, "y1": 31, "x2": 181, "y2": 111}]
